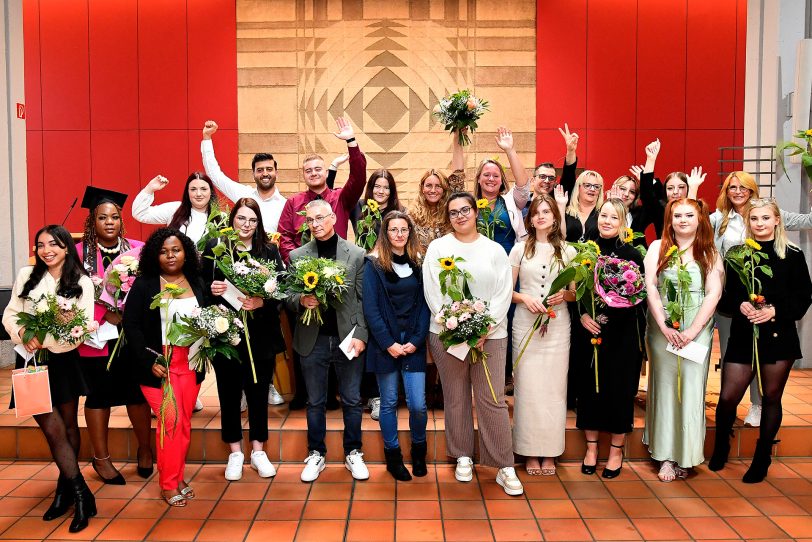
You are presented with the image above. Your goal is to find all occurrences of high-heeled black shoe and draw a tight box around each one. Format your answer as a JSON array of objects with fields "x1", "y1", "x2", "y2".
[
  {"x1": 43, "y1": 476, "x2": 73, "y2": 521},
  {"x1": 602, "y1": 443, "x2": 625, "y2": 479},
  {"x1": 92, "y1": 456, "x2": 125, "y2": 485},
  {"x1": 581, "y1": 439, "x2": 599, "y2": 475},
  {"x1": 136, "y1": 447, "x2": 154, "y2": 479},
  {"x1": 68, "y1": 474, "x2": 97, "y2": 533}
]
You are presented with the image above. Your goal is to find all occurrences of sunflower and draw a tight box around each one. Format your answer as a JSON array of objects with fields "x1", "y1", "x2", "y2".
[
  {"x1": 335, "y1": 276, "x2": 344, "y2": 285},
  {"x1": 665, "y1": 245, "x2": 678, "y2": 258},
  {"x1": 622, "y1": 227, "x2": 634, "y2": 243},
  {"x1": 164, "y1": 283, "x2": 181, "y2": 291},
  {"x1": 366, "y1": 199, "x2": 380, "y2": 213},
  {"x1": 219, "y1": 227, "x2": 234, "y2": 234},
  {"x1": 303, "y1": 272, "x2": 319, "y2": 290},
  {"x1": 744, "y1": 238, "x2": 762, "y2": 251},
  {"x1": 439, "y1": 257, "x2": 456, "y2": 271},
  {"x1": 806, "y1": 129, "x2": 812, "y2": 137},
  {"x1": 476, "y1": 198, "x2": 489, "y2": 209},
  {"x1": 268, "y1": 232, "x2": 281, "y2": 244},
  {"x1": 581, "y1": 259, "x2": 593, "y2": 268},
  {"x1": 586, "y1": 240, "x2": 601, "y2": 254}
]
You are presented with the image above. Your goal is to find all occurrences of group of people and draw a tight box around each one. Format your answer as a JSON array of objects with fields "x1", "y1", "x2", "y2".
[{"x1": 3, "y1": 117, "x2": 812, "y2": 532}]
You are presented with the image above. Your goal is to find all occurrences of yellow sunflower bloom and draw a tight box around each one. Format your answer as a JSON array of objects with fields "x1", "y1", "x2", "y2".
[
  {"x1": 335, "y1": 276, "x2": 344, "y2": 285},
  {"x1": 476, "y1": 198, "x2": 489, "y2": 209},
  {"x1": 268, "y1": 232, "x2": 281, "y2": 244},
  {"x1": 303, "y1": 272, "x2": 319, "y2": 290},
  {"x1": 586, "y1": 240, "x2": 601, "y2": 254},
  {"x1": 581, "y1": 259, "x2": 592, "y2": 268},
  {"x1": 665, "y1": 245, "x2": 678, "y2": 258},
  {"x1": 622, "y1": 228, "x2": 634, "y2": 243},
  {"x1": 219, "y1": 227, "x2": 233, "y2": 234},
  {"x1": 164, "y1": 283, "x2": 180, "y2": 291},
  {"x1": 439, "y1": 257, "x2": 456, "y2": 271},
  {"x1": 806, "y1": 129, "x2": 812, "y2": 137},
  {"x1": 744, "y1": 238, "x2": 762, "y2": 250},
  {"x1": 366, "y1": 199, "x2": 380, "y2": 213}
]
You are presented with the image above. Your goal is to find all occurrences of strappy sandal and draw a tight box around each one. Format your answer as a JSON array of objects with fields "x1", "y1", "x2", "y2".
[
  {"x1": 179, "y1": 483, "x2": 195, "y2": 500},
  {"x1": 162, "y1": 491, "x2": 187, "y2": 507},
  {"x1": 658, "y1": 460, "x2": 677, "y2": 483},
  {"x1": 674, "y1": 465, "x2": 689, "y2": 480},
  {"x1": 541, "y1": 458, "x2": 556, "y2": 476},
  {"x1": 525, "y1": 458, "x2": 542, "y2": 476}
]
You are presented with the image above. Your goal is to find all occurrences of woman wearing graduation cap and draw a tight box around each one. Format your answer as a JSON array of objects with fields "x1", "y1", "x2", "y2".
[{"x1": 76, "y1": 186, "x2": 153, "y2": 484}]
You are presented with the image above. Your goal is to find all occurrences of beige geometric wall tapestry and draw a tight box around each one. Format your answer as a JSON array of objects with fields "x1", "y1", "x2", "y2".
[{"x1": 236, "y1": 0, "x2": 535, "y2": 203}]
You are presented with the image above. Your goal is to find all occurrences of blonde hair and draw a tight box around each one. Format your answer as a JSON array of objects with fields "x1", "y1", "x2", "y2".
[
  {"x1": 599, "y1": 199, "x2": 629, "y2": 241},
  {"x1": 474, "y1": 159, "x2": 509, "y2": 199},
  {"x1": 567, "y1": 170, "x2": 604, "y2": 218},
  {"x1": 716, "y1": 171, "x2": 759, "y2": 237},
  {"x1": 410, "y1": 169, "x2": 451, "y2": 230},
  {"x1": 611, "y1": 175, "x2": 640, "y2": 208},
  {"x1": 744, "y1": 199, "x2": 795, "y2": 259}
]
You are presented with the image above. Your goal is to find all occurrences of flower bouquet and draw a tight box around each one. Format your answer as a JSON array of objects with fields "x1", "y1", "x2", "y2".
[
  {"x1": 355, "y1": 199, "x2": 382, "y2": 251},
  {"x1": 16, "y1": 294, "x2": 99, "y2": 363},
  {"x1": 475, "y1": 198, "x2": 506, "y2": 240},
  {"x1": 433, "y1": 89, "x2": 489, "y2": 146},
  {"x1": 166, "y1": 304, "x2": 242, "y2": 373},
  {"x1": 196, "y1": 200, "x2": 231, "y2": 252},
  {"x1": 435, "y1": 255, "x2": 499, "y2": 402},
  {"x1": 621, "y1": 227, "x2": 648, "y2": 256},
  {"x1": 661, "y1": 245, "x2": 693, "y2": 401},
  {"x1": 147, "y1": 282, "x2": 188, "y2": 447},
  {"x1": 99, "y1": 249, "x2": 141, "y2": 370},
  {"x1": 725, "y1": 238, "x2": 773, "y2": 395},
  {"x1": 207, "y1": 228, "x2": 279, "y2": 383},
  {"x1": 277, "y1": 257, "x2": 348, "y2": 326}
]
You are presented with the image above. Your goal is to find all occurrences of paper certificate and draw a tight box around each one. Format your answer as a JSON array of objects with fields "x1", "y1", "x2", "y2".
[
  {"x1": 666, "y1": 340, "x2": 710, "y2": 364},
  {"x1": 339, "y1": 326, "x2": 358, "y2": 359},
  {"x1": 220, "y1": 279, "x2": 245, "y2": 311}
]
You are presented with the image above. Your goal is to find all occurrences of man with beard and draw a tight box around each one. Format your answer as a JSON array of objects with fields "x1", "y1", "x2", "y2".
[
  {"x1": 201, "y1": 120, "x2": 287, "y2": 232},
  {"x1": 528, "y1": 123, "x2": 579, "y2": 206}
]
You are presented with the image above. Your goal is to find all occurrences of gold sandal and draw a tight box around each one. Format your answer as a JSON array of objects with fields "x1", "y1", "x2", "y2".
[{"x1": 179, "y1": 484, "x2": 195, "y2": 500}]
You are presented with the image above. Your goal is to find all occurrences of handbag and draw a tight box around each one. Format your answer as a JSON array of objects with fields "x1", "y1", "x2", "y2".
[{"x1": 12, "y1": 358, "x2": 53, "y2": 418}]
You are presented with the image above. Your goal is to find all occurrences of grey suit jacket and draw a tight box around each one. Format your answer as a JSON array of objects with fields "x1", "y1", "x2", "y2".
[{"x1": 285, "y1": 236, "x2": 368, "y2": 356}]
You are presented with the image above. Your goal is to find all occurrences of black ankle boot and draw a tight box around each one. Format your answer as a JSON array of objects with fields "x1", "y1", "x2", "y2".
[
  {"x1": 68, "y1": 474, "x2": 96, "y2": 533},
  {"x1": 411, "y1": 441, "x2": 428, "y2": 477},
  {"x1": 708, "y1": 423, "x2": 734, "y2": 471},
  {"x1": 743, "y1": 439, "x2": 776, "y2": 484},
  {"x1": 43, "y1": 476, "x2": 74, "y2": 521},
  {"x1": 384, "y1": 447, "x2": 412, "y2": 481}
]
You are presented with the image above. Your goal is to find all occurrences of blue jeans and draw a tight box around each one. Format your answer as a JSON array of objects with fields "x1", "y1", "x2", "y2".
[
  {"x1": 300, "y1": 335, "x2": 363, "y2": 455},
  {"x1": 375, "y1": 369, "x2": 427, "y2": 450}
]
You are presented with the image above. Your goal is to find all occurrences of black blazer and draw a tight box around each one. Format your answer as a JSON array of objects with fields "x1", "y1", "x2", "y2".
[
  {"x1": 122, "y1": 275, "x2": 207, "y2": 388},
  {"x1": 201, "y1": 239, "x2": 286, "y2": 358}
]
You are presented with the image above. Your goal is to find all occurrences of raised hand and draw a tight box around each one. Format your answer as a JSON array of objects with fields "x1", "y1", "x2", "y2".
[
  {"x1": 558, "y1": 123, "x2": 579, "y2": 155},
  {"x1": 202, "y1": 120, "x2": 218, "y2": 139},
  {"x1": 145, "y1": 175, "x2": 169, "y2": 194},
  {"x1": 605, "y1": 185, "x2": 624, "y2": 201},
  {"x1": 687, "y1": 166, "x2": 706, "y2": 189},
  {"x1": 334, "y1": 116, "x2": 356, "y2": 141},
  {"x1": 554, "y1": 184, "x2": 569, "y2": 206},
  {"x1": 629, "y1": 165, "x2": 643, "y2": 181},
  {"x1": 331, "y1": 153, "x2": 349, "y2": 168},
  {"x1": 494, "y1": 126, "x2": 514, "y2": 152},
  {"x1": 645, "y1": 139, "x2": 661, "y2": 160}
]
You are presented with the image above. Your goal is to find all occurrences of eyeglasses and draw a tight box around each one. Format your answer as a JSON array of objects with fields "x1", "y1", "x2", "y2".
[
  {"x1": 535, "y1": 174, "x2": 556, "y2": 182},
  {"x1": 373, "y1": 185, "x2": 390, "y2": 192},
  {"x1": 727, "y1": 185, "x2": 751, "y2": 194},
  {"x1": 448, "y1": 206, "x2": 473, "y2": 220},
  {"x1": 305, "y1": 214, "x2": 332, "y2": 225},
  {"x1": 582, "y1": 183, "x2": 602, "y2": 191},
  {"x1": 235, "y1": 216, "x2": 258, "y2": 226},
  {"x1": 387, "y1": 227, "x2": 410, "y2": 236}
]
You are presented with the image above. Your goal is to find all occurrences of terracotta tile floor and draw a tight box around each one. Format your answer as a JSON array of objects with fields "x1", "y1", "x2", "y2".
[{"x1": 0, "y1": 459, "x2": 811, "y2": 541}]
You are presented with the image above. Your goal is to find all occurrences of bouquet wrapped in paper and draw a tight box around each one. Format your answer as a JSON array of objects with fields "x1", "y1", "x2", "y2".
[
  {"x1": 593, "y1": 255, "x2": 646, "y2": 308},
  {"x1": 99, "y1": 247, "x2": 142, "y2": 369},
  {"x1": 16, "y1": 294, "x2": 99, "y2": 362},
  {"x1": 167, "y1": 304, "x2": 242, "y2": 373},
  {"x1": 277, "y1": 257, "x2": 349, "y2": 326},
  {"x1": 433, "y1": 89, "x2": 489, "y2": 146}
]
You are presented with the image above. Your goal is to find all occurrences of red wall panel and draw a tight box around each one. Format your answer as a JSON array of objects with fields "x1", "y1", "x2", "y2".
[
  {"x1": 22, "y1": 0, "x2": 41, "y2": 131},
  {"x1": 91, "y1": 131, "x2": 142, "y2": 239},
  {"x1": 684, "y1": 129, "x2": 736, "y2": 203},
  {"x1": 634, "y1": 130, "x2": 687, "y2": 182},
  {"x1": 38, "y1": 0, "x2": 90, "y2": 130},
  {"x1": 586, "y1": 130, "x2": 636, "y2": 181},
  {"x1": 42, "y1": 131, "x2": 92, "y2": 234},
  {"x1": 187, "y1": 129, "x2": 238, "y2": 179},
  {"x1": 89, "y1": 0, "x2": 139, "y2": 130},
  {"x1": 25, "y1": 131, "x2": 44, "y2": 240},
  {"x1": 139, "y1": 130, "x2": 190, "y2": 195}
]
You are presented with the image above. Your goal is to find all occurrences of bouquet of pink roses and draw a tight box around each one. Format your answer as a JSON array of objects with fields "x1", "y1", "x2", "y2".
[
  {"x1": 593, "y1": 255, "x2": 646, "y2": 308},
  {"x1": 99, "y1": 247, "x2": 142, "y2": 370}
]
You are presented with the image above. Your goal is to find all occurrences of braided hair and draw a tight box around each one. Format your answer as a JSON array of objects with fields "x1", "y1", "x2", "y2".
[{"x1": 81, "y1": 203, "x2": 131, "y2": 274}]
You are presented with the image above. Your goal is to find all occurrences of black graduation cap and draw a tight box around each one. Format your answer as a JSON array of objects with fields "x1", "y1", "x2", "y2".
[{"x1": 80, "y1": 186, "x2": 128, "y2": 210}]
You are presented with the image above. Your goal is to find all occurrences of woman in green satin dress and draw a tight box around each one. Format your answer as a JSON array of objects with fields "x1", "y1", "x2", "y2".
[{"x1": 642, "y1": 198, "x2": 724, "y2": 482}]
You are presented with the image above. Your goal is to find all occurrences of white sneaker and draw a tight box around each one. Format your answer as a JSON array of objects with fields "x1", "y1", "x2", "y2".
[
  {"x1": 268, "y1": 385, "x2": 285, "y2": 405},
  {"x1": 496, "y1": 466, "x2": 524, "y2": 496},
  {"x1": 368, "y1": 397, "x2": 381, "y2": 421},
  {"x1": 240, "y1": 392, "x2": 248, "y2": 413},
  {"x1": 744, "y1": 404, "x2": 762, "y2": 427},
  {"x1": 194, "y1": 398, "x2": 204, "y2": 412},
  {"x1": 345, "y1": 449, "x2": 370, "y2": 480},
  {"x1": 301, "y1": 451, "x2": 325, "y2": 482},
  {"x1": 225, "y1": 451, "x2": 244, "y2": 481},
  {"x1": 250, "y1": 450, "x2": 276, "y2": 478},
  {"x1": 455, "y1": 456, "x2": 474, "y2": 482}
]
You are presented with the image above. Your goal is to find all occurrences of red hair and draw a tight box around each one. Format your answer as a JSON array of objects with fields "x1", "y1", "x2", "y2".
[{"x1": 657, "y1": 198, "x2": 717, "y2": 278}]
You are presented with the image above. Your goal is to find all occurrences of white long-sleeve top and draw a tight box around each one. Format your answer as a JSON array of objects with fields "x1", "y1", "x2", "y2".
[
  {"x1": 422, "y1": 233, "x2": 513, "y2": 339},
  {"x1": 710, "y1": 208, "x2": 812, "y2": 256},
  {"x1": 200, "y1": 139, "x2": 287, "y2": 232},
  {"x1": 131, "y1": 190, "x2": 208, "y2": 244},
  {"x1": 2, "y1": 267, "x2": 95, "y2": 353}
]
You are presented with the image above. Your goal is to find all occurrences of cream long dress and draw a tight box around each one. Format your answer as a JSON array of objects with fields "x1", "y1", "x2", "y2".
[{"x1": 510, "y1": 241, "x2": 576, "y2": 457}]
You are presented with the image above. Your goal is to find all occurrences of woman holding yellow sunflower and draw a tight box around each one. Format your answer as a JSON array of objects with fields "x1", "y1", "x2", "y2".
[{"x1": 350, "y1": 169, "x2": 405, "y2": 252}]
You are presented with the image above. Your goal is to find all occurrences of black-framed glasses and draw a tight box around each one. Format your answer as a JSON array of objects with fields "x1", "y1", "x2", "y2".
[
  {"x1": 582, "y1": 183, "x2": 601, "y2": 191},
  {"x1": 535, "y1": 174, "x2": 556, "y2": 182},
  {"x1": 448, "y1": 206, "x2": 473, "y2": 219}
]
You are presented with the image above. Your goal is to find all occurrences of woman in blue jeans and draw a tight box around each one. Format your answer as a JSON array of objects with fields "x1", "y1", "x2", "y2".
[{"x1": 362, "y1": 210, "x2": 431, "y2": 480}]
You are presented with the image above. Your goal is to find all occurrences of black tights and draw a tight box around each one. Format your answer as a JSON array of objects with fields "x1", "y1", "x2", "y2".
[
  {"x1": 34, "y1": 400, "x2": 81, "y2": 479},
  {"x1": 716, "y1": 360, "x2": 793, "y2": 443}
]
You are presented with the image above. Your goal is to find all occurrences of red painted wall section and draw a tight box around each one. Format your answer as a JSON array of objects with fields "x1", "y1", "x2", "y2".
[
  {"x1": 536, "y1": 0, "x2": 746, "y2": 208},
  {"x1": 22, "y1": 0, "x2": 238, "y2": 244}
]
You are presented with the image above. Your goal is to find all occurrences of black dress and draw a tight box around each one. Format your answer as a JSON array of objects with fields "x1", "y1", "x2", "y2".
[
  {"x1": 574, "y1": 235, "x2": 646, "y2": 434},
  {"x1": 719, "y1": 240, "x2": 812, "y2": 364}
]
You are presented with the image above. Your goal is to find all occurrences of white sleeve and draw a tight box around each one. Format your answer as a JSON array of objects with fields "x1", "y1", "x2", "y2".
[
  {"x1": 131, "y1": 190, "x2": 180, "y2": 226},
  {"x1": 200, "y1": 139, "x2": 249, "y2": 203},
  {"x1": 488, "y1": 249, "x2": 514, "y2": 330},
  {"x1": 2, "y1": 268, "x2": 30, "y2": 344},
  {"x1": 422, "y1": 241, "x2": 444, "y2": 316}
]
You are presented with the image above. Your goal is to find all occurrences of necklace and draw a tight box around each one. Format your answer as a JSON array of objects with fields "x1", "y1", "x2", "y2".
[
  {"x1": 160, "y1": 275, "x2": 188, "y2": 288},
  {"x1": 98, "y1": 239, "x2": 122, "y2": 254}
]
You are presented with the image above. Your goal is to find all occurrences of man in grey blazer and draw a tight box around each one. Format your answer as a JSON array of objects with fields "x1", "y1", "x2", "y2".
[{"x1": 286, "y1": 199, "x2": 369, "y2": 482}]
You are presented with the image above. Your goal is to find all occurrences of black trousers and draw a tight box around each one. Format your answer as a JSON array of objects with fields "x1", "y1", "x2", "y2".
[{"x1": 211, "y1": 353, "x2": 275, "y2": 444}]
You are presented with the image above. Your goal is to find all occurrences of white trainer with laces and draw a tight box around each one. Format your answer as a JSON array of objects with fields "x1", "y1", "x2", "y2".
[
  {"x1": 496, "y1": 466, "x2": 524, "y2": 496},
  {"x1": 250, "y1": 450, "x2": 276, "y2": 478},
  {"x1": 301, "y1": 451, "x2": 325, "y2": 482},
  {"x1": 225, "y1": 451, "x2": 244, "y2": 481},
  {"x1": 268, "y1": 385, "x2": 285, "y2": 405},
  {"x1": 345, "y1": 449, "x2": 370, "y2": 480},
  {"x1": 744, "y1": 404, "x2": 762, "y2": 427},
  {"x1": 368, "y1": 397, "x2": 381, "y2": 421},
  {"x1": 455, "y1": 456, "x2": 474, "y2": 482}
]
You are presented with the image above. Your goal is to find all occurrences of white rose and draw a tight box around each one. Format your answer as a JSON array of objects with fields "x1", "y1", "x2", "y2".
[
  {"x1": 263, "y1": 278, "x2": 277, "y2": 295},
  {"x1": 214, "y1": 317, "x2": 230, "y2": 334},
  {"x1": 113, "y1": 264, "x2": 129, "y2": 275},
  {"x1": 230, "y1": 336, "x2": 241, "y2": 346}
]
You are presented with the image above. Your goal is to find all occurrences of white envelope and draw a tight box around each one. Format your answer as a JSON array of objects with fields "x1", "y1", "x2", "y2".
[
  {"x1": 13, "y1": 344, "x2": 34, "y2": 362},
  {"x1": 220, "y1": 279, "x2": 245, "y2": 311},
  {"x1": 666, "y1": 340, "x2": 710, "y2": 364},
  {"x1": 84, "y1": 321, "x2": 119, "y2": 349},
  {"x1": 447, "y1": 342, "x2": 470, "y2": 361},
  {"x1": 339, "y1": 326, "x2": 358, "y2": 359}
]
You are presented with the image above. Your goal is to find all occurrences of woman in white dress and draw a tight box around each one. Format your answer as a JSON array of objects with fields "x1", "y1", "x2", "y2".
[{"x1": 510, "y1": 194, "x2": 576, "y2": 476}]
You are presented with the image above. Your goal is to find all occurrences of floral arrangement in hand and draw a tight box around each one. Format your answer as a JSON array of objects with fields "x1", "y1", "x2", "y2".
[
  {"x1": 196, "y1": 199, "x2": 231, "y2": 252},
  {"x1": 16, "y1": 294, "x2": 99, "y2": 363},
  {"x1": 99, "y1": 249, "x2": 141, "y2": 370},
  {"x1": 277, "y1": 257, "x2": 348, "y2": 326},
  {"x1": 661, "y1": 245, "x2": 693, "y2": 401},
  {"x1": 475, "y1": 198, "x2": 506, "y2": 240},
  {"x1": 433, "y1": 89, "x2": 489, "y2": 146},
  {"x1": 355, "y1": 199, "x2": 381, "y2": 251},
  {"x1": 167, "y1": 304, "x2": 242, "y2": 373}
]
